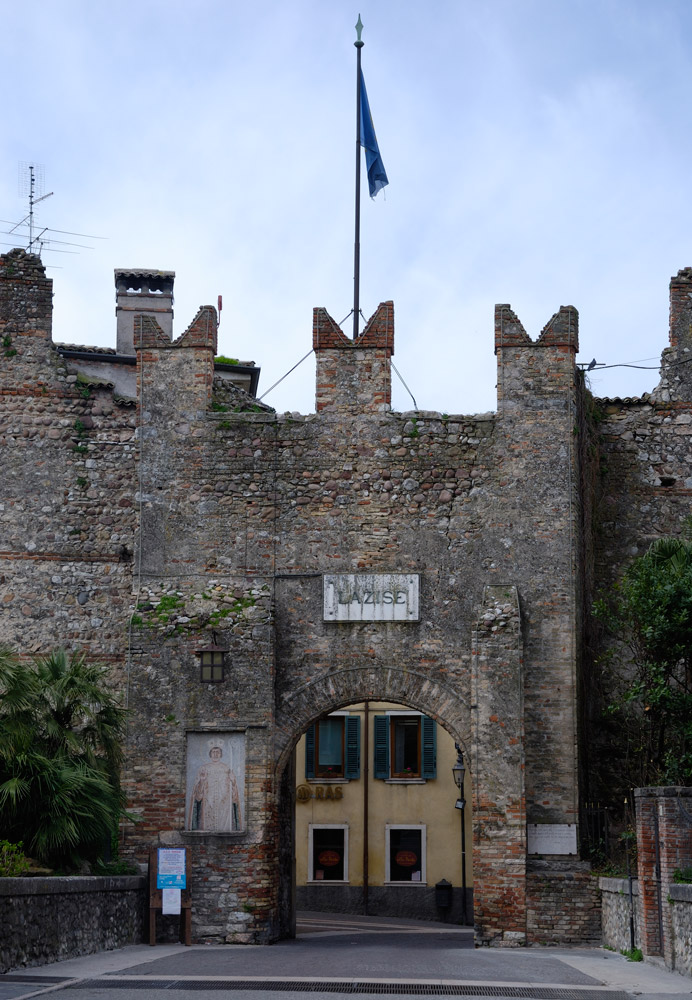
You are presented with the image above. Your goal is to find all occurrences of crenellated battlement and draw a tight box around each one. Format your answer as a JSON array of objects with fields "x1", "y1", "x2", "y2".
[
  {"x1": 0, "y1": 249, "x2": 53, "y2": 344},
  {"x1": 312, "y1": 300, "x2": 393, "y2": 353},
  {"x1": 494, "y1": 303, "x2": 580, "y2": 411},
  {"x1": 134, "y1": 305, "x2": 217, "y2": 353},
  {"x1": 135, "y1": 306, "x2": 218, "y2": 420},
  {"x1": 495, "y1": 303, "x2": 579, "y2": 353},
  {"x1": 313, "y1": 301, "x2": 394, "y2": 413}
]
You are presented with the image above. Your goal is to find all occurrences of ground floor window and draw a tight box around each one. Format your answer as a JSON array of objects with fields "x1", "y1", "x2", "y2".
[
  {"x1": 309, "y1": 825, "x2": 348, "y2": 882},
  {"x1": 386, "y1": 825, "x2": 425, "y2": 883}
]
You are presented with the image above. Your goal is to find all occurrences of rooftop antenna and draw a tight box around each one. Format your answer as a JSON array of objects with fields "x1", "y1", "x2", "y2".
[
  {"x1": 0, "y1": 162, "x2": 106, "y2": 264},
  {"x1": 18, "y1": 162, "x2": 53, "y2": 254}
]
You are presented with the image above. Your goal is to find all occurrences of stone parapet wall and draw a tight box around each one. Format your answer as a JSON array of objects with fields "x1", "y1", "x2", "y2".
[
  {"x1": 669, "y1": 884, "x2": 692, "y2": 976},
  {"x1": 599, "y1": 876, "x2": 639, "y2": 952},
  {"x1": 525, "y1": 861, "x2": 601, "y2": 945},
  {"x1": 600, "y1": 878, "x2": 692, "y2": 977},
  {"x1": 0, "y1": 876, "x2": 146, "y2": 973}
]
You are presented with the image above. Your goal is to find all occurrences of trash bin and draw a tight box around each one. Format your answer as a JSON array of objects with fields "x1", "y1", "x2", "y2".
[{"x1": 435, "y1": 878, "x2": 453, "y2": 909}]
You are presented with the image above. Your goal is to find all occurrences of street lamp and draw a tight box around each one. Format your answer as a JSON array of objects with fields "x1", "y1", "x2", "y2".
[{"x1": 452, "y1": 744, "x2": 468, "y2": 926}]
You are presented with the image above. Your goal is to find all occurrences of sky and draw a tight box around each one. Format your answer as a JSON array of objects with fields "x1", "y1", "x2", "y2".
[{"x1": 2, "y1": 0, "x2": 692, "y2": 415}]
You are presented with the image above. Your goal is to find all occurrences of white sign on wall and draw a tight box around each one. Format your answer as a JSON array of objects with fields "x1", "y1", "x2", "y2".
[
  {"x1": 323, "y1": 574, "x2": 420, "y2": 622},
  {"x1": 527, "y1": 823, "x2": 578, "y2": 855}
]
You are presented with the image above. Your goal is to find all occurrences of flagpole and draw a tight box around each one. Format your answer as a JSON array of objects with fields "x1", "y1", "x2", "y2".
[{"x1": 353, "y1": 15, "x2": 364, "y2": 341}]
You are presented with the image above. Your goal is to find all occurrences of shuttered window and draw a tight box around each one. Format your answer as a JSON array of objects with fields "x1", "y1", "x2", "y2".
[
  {"x1": 373, "y1": 714, "x2": 436, "y2": 780},
  {"x1": 344, "y1": 715, "x2": 361, "y2": 779},
  {"x1": 305, "y1": 715, "x2": 360, "y2": 780},
  {"x1": 421, "y1": 715, "x2": 437, "y2": 780},
  {"x1": 373, "y1": 714, "x2": 390, "y2": 779}
]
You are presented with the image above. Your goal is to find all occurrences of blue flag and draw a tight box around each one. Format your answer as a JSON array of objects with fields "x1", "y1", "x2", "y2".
[{"x1": 359, "y1": 68, "x2": 388, "y2": 199}]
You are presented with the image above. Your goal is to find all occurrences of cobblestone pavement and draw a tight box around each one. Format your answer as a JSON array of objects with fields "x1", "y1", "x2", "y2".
[{"x1": 1, "y1": 913, "x2": 690, "y2": 1000}]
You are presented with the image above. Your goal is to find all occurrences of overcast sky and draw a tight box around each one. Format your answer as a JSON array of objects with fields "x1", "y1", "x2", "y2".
[{"x1": 2, "y1": 0, "x2": 692, "y2": 414}]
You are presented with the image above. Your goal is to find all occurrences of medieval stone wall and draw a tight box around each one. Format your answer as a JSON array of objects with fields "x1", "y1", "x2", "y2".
[
  {"x1": 0, "y1": 251, "x2": 136, "y2": 668},
  {"x1": 0, "y1": 250, "x2": 590, "y2": 944},
  {"x1": 9, "y1": 250, "x2": 692, "y2": 947}
]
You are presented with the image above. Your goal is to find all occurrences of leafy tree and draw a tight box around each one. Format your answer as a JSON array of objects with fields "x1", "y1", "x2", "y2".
[
  {"x1": 594, "y1": 537, "x2": 692, "y2": 788},
  {"x1": 0, "y1": 647, "x2": 128, "y2": 868}
]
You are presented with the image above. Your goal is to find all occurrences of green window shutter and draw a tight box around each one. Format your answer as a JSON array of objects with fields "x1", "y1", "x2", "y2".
[
  {"x1": 421, "y1": 716, "x2": 437, "y2": 779},
  {"x1": 305, "y1": 724, "x2": 316, "y2": 779},
  {"x1": 345, "y1": 716, "x2": 361, "y2": 779},
  {"x1": 373, "y1": 715, "x2": 389, "y2": 779}
]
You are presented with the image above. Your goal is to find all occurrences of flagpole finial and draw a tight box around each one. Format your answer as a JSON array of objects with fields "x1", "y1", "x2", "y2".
[{"x1": 355, "y1": 14, "x2": 364, "y2": 48}]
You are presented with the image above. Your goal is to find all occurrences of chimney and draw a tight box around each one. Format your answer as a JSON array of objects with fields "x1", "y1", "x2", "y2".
[{"x1": 115, "y1": 268, "x2": 174, "y2": 355}]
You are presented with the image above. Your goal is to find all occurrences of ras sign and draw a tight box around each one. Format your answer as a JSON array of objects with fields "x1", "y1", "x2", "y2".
[{"x1": 323, "y1": 574, "x2": 420, "y2": 622}]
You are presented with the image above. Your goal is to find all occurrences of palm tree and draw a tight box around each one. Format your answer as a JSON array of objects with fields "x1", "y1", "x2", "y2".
[{"x1": 0, "y1": 646, "x2": 128, "y2": 867}]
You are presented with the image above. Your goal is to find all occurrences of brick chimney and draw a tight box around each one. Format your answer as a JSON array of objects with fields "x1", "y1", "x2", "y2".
[{"x1": 115, "y1": 268, "x2": 174, "y2": 355}]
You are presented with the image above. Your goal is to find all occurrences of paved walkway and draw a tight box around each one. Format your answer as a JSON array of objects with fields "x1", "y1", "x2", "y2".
[{"x1": 1, "y1": 912, "x2": 690, "y2": 1000}]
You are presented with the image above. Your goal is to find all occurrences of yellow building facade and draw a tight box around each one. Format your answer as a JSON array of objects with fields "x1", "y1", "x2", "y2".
[{"x1": 295, "y1": 702, "x2": 472, "y2": 923}]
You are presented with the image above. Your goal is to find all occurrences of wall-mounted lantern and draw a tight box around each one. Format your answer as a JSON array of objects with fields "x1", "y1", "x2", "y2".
[{"x1": 196, "y1": 637, "x2": 226, "y2": 683}]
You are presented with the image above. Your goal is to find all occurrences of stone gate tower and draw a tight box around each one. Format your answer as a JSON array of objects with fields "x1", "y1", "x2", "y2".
[{"x1": 4, "y1": 248, "x2": 690, "y2": 945}]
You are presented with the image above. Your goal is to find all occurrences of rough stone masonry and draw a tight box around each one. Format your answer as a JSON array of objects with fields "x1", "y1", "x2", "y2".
[{"x1": 2, "y1": 247, "x2": 691, "y2": 945}]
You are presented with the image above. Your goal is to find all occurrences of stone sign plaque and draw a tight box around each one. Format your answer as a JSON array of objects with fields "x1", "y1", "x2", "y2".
[
  {"x1": 527, "y1": 823, "x2": 577, "y2": 855},
  {"x1": 323, "y1": 574, "x2": 420, "y2": 622}
]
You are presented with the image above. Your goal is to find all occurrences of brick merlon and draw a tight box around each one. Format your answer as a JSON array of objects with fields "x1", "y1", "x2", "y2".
[
  {"x1": 494, "y1": 304, "x2": 579, "y2": 353},
  {"x1": 313, "y1": 301, "x2": 394, "y2": 355},
  {"x1": 134, "y1": 305, "x2": 218, "y2": 353}
]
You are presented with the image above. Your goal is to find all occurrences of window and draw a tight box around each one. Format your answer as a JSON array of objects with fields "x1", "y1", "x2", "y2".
[
  {"x1": 309, "y1": 825, "x2": 348, "y2": 881},
  {"x1": 373, "y1": 714, "x2": 436, "y2": 780},
  {"x1": 305, "y1": 715, "x2": 360, "y2": 780},
  {"x1": 386, "y1": 826, "x2": 426, "y2": 883}
]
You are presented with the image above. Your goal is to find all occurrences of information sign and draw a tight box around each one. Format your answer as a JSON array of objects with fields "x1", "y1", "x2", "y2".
[
  {"x1": 527, "y1": 823, "x2": 577, "y2": 855},
  {"x1": 162, "y1": 887, "x2": 182, "y2": 914},
  {"x1": 156, "y1": 847, "x2": 187, "y2": 888}
]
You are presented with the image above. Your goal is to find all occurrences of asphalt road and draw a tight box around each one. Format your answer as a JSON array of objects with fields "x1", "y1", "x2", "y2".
[{"x1": 1, "y1": 912, "x2": 690, "y2": 1000}]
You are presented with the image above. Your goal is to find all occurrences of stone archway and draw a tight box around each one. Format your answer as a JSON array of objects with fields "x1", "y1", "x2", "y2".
[
  {"x1": 275, "y1": 584, "x2": 526, "y2": 945},
  {"x1": 275, "y1": 664, "x2": 472, "y2": 776},
  {"x1": 275, "y1": 674, "x2": 474, "y2": 939}
]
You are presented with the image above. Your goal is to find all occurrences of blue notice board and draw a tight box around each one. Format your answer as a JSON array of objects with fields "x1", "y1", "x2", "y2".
[{"x1": 157, "y1": 847, "x2": 187, "y2": 889}]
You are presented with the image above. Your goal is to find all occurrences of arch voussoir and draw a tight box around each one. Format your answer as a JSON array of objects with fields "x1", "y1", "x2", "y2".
[{"x1": 275, "y1": 663, "x2": 470, "y2": 774}]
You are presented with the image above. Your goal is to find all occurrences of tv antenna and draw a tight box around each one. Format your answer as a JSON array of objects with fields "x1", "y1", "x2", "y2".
[
  {"x1": 0, "y1": 162, "x2": 105, "y2": 264},
  {"x1": 18, "y1": 162, "x2": 53, "y2": 253}
]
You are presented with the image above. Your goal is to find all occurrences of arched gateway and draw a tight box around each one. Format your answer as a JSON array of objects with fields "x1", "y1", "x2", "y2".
[{"x1": 1, "y1": 252, "x2": 601, "y2": 949}]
